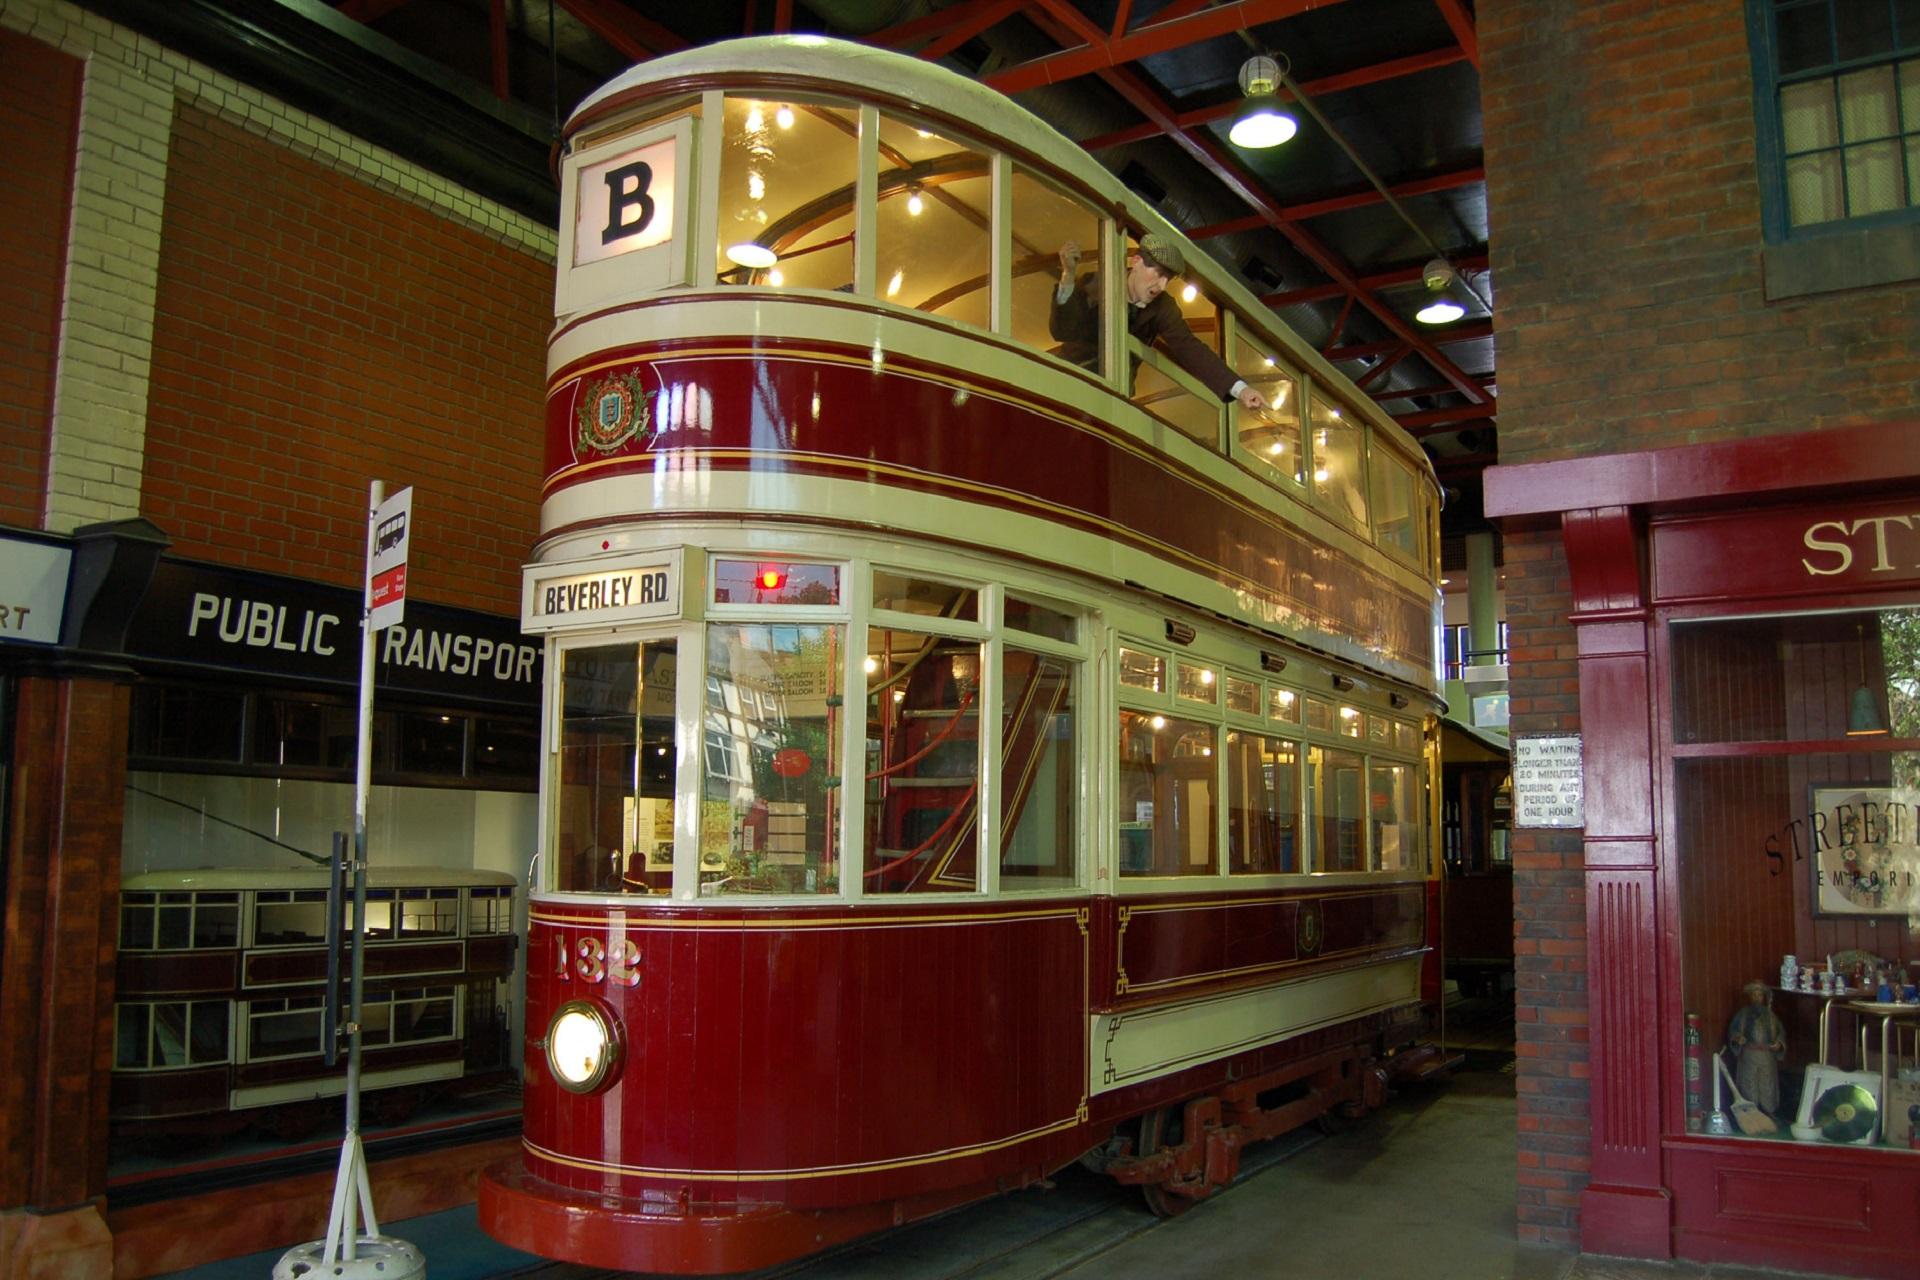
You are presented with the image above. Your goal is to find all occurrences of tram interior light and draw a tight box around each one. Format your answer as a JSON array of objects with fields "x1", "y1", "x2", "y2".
[
  {"x1": 905, "y1": 185, "x2": 925, "y2": 216},
  {"x1": 726, "y1": 242, "x2": 778, "y2": 270},
  {"x1": 1229, "y1": 55, "x2": 1297, "y2": 149}
]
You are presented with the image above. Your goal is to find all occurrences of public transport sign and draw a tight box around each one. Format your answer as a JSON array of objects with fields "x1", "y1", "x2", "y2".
[{"x1": 367, "y1": 485, "x2": 412, "y2": 632}]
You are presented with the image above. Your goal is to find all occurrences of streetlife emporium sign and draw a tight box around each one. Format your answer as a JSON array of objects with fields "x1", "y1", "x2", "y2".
[
  {"x1": 1654, "y1": 494, "x2": 1920, "y2": 606},
  {"x1": 1512, "y1": 734, "x2": 1585, "y2": 828},
  {"x1": 1766, "y1": 786, "x2": 1920, "y2": 917},
  {"x1": 128, "y1": 558, "x2": 541, "y2": 708}
]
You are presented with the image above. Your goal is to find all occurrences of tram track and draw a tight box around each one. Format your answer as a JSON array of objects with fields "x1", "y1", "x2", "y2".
[{"x1": 507, "y1": 1125, "x2": 1325, "y2": 1280}]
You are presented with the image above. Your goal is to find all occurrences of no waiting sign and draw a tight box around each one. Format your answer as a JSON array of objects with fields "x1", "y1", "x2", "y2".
[{"x1": 367, "y1": 486, "x2": 413, "y2": 632}]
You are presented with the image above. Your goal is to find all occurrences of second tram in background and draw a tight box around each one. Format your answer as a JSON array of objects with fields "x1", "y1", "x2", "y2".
[{"x1": 482, "y1": 35, "x2": 1448, "y2": 1274}]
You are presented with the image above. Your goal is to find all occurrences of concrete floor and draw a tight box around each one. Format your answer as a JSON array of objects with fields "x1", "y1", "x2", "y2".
[{"x1": 164, "y1": 995, "x2": 1857, "y2": 1280}]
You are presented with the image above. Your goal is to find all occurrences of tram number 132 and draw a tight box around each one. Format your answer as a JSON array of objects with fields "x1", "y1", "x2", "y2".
[{"x1": 555, "y1": 934, "x2": 642, "y2": 987}]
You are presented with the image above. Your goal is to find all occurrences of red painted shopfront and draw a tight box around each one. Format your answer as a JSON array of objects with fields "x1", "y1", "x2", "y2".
[{"x1": 1487, "y1": 421, "x2": 1920, "y2": 1280}]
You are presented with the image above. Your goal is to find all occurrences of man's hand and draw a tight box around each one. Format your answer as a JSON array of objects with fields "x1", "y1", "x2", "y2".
[
  {"x1": 1058, "y1": 241, "x2": 1081, "y2": 280},
  {"x1": 1236, "y1": 383, "x2": 1268, "y2": 412}
]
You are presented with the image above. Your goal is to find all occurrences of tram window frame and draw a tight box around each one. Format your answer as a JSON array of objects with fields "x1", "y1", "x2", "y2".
[
  {"x1": 119, "y1": 889, "x2": 241, "y2": 951},
  {"x1": 114, "y1": 999, "x2": 232, "y2": 1070}
]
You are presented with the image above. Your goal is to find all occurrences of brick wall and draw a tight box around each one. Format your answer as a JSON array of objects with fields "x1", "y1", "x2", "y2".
[
  {"x1": 141, "y1": 107, "x2": 551, "y2": 616},
  {"x1": 1481, "y1": 0, "x2": 1920, "y2": 1245},
  {"x1": 0, "y1": 27, "x2": 81, "y2": 529},
  {"x1": 1483, "y1": 0, "x2": 1920, "y2": 465}
]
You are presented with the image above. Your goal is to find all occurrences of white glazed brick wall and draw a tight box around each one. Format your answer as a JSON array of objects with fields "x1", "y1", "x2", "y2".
[{"x1": 0, "y1": 0, "x2": 557, "y2": 532}]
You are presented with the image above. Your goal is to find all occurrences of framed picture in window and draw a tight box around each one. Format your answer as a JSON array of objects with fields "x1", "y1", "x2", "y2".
[{"x1": 1809, "y1": 785, "x2": 1920, "y2": 917}]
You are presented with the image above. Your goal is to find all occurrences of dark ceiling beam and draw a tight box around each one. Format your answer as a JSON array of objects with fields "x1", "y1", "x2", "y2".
[
  {"x1": 868, "y1": 0, "x2": 1011, "y2": 50},
  {"x1": 1186, "y1": 165, "x2": 1484, "y2": 240},
  {"x1": 1326, "y1": 322, "x2": 1490, "y2": 361},
  {"x1": 1077, "y1": 46, "x2": 1469, "y2": 151},
  {"x1": 983, "y1": 0, "x2": 1355, "y2": 96},
  {"x1": 1397, "y1": 402, "x2": 1500, "y2": 428},
  {"x1": 336, "y1": 0, "x2": 413, "y2": 20},
  {"x1": 488, "y1": 0, "x2": 509, "y2": 100},
  {"x1": 1266, "y1": 251, "x2": 1489, "y2": 307},
  {"x1": 1428, "y1": 449, "x2": 1499, "y2": 478},
  {"x1": 914, "y1": 0, "x2": 1023, "y2": 62},
  {"x1": 1432, "y1": 0, "x2": 1480, "y2": 71},
  {"x1": 554, "y1": 0, "x2": 690, "y2": 62},
  {"x1": 1373, "y1": 379, "x2": 1494, "y2": 402}
]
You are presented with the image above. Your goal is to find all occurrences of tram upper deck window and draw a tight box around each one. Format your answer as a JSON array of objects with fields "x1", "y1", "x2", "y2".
[
  {"x1": 1232, "y1": 335, "x2": 1302, "y2": 486},
  {"x1": 552, "y1": 640, "x2": 677, "y2": 894},
  {"x1": 864, "y1": 628, "x2": 983, "y2": 893},
  {"x1": 1308, "y1": 391, "x2": 1368, "y2": 531},
  {"x1": 1370, "y1": 446, "x2": 1421, "y2": 564},
  {"x1": 1131, "y1": 283, "x2": 1227, "y2": 447},
  {"x1": 876, "y1": 117, "x2": 990, "y2": 327},
  {"x1": 702, "y1": 623, "x2": 841, "y2": 896},
  {"x1": 716, "y1": 98, "x2": 858, "y2": 291},
  {"x1": 712, "y1": 558, "x2": 841, "y2": 605},
  {"x1": 872, "y1": 570, "x2": 978, "y2": 622},
  {"x1": 1011, "y1": 166, "x2": 1105, "y2": 377}
]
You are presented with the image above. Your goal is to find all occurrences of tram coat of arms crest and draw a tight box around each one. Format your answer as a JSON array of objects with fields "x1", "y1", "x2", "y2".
[{"x1": 576, "y1": 369, "x2": 659, "y2": 456}]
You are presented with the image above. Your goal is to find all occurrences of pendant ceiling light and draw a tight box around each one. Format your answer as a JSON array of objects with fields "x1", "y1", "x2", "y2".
[
  {"x1": 1416, "y1": 258, "x2": 1468, "y2": 325},
  {"x1": 1848, "y1": 622, "x2": 1888, "y2": 736},
  {"x1": 1229, "y1": 54, "x2": 1297, "y2": 149}
]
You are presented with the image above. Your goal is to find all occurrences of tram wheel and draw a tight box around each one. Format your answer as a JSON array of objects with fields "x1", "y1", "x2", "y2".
[{"x1": 1135, "y1": 1105, "x2": 1195, "y2": 1218}]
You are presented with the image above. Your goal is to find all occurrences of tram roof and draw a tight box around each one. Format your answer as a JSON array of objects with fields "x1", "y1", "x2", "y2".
[{"x1": 569, "y1": 36, "x2": 1436, "y2": 483}]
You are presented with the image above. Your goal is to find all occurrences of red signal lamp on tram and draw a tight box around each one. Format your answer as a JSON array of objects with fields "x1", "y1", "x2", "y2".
[{"x1": 756, "y1": 564, "x2": 789, "y2": 592}]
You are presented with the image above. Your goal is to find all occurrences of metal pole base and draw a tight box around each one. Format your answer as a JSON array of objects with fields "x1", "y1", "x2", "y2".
[{"x1": 273, "y1": 1235, "x2": 424, "y2": 1279}]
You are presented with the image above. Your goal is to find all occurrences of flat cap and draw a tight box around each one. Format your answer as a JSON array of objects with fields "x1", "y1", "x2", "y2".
[{"x1": 1136, "y1": 233, "x2": 1185, "y2": 278}]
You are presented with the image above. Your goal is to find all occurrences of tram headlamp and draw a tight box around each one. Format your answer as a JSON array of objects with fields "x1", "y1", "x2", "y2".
[{"x1": 546, "y1": 999, "x2": 623, "y2": 1094}]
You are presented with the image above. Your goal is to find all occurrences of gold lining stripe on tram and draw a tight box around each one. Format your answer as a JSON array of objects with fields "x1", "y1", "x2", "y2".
[
  {"x1": 528, "y1": 904, "x2": 1085, "y2": 929},
  {"x1": 1117, "y1": 944, "x2": 1429, "y2": 996},
  {"x1": 1116, "y1": 885, "x2": 1426, "y2": 917},
  {"x1": 521, "y1": 1110, "x2": 1085, "y2": 1184}
]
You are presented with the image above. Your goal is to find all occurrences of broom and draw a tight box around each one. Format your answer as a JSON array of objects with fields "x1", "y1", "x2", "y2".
[{"x1": 1715, "y1": 1050, "x2": 1779, "y2": 1135}]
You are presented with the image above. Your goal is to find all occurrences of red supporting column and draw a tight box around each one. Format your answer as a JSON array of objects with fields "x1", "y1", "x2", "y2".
[{"x1": 1561, "y1": 506, "x2": 1670, "y2": 1257}]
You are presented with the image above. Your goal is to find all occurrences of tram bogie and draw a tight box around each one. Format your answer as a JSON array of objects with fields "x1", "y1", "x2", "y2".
[{"x1": 481, "y1": 33, "x2": 1447, "y2": 1275}]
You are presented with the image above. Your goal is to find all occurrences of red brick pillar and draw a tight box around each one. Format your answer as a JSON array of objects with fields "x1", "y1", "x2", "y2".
[{"x1": 0, "y1": 672, "x2": 132, "y2": 1278}]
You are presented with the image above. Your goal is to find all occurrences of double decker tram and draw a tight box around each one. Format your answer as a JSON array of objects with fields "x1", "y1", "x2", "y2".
[{"x1": 480, "y1": 36, "x2": 1446, "y2": 1274}]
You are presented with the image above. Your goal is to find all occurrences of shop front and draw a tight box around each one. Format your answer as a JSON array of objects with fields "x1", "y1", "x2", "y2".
[{"x1": 1487, "y1": 422, "x2": 1920, "y2": 1280}]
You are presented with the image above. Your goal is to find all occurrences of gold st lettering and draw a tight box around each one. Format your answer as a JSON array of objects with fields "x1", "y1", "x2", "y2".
[
  {"x1": 1802, "y1": 521, "x2": 1853, "y2": 576},
  {"x1": 1851, "y1": 514, "x2": 1912, "y2": 572}
]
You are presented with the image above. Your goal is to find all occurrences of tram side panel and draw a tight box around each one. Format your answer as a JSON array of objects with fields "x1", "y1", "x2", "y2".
[{"x1": 520, "y1": 904, "x2": 1091, "y2": 1211}]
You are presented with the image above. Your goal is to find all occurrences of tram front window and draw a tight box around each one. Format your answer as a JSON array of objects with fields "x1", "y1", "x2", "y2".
[
  {"x1": 702, "y1": 623, "x2": 842, "y2": 896},
  {"x1": 553, "y1": 641, "x2": 677, "y2": 894},
  {"x1": 716, "y1": 97, "x2": 858, "y2": 290}
]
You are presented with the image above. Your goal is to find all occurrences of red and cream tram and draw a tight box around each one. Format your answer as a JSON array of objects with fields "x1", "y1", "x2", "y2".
[{"x1": 480, "y1": 35, "x2": 1446, "y2": 1273}]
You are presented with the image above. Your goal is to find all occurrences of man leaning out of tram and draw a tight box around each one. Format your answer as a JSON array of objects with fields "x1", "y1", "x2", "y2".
[{"x1": 1051, "y1": 233, "x2": 1267, "y2": 413}]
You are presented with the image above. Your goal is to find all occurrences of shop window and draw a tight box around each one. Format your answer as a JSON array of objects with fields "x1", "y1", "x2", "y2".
[
  {"x1": 864, "y1": 628, "x2": 982, "y2": 893},
  {"x1": 1000, "y1": 649, "x2": 1077, "y2": 889},
  {"x1": 1227, "y1": 730, "x2": 1299, "y2": 874},
  {"x1": 473, "y1": 717, "x2": 538, "y2": 778},
  {"x1": 1671, "y1": 605, "x2": 1920, "y2": 1145},
  {"x1": 1308, "y1": 391, "x2": 1368, "y2": 530},
  {"x1": 397, "y1": 711, "x2": 466, "y2": 776},
  {"x1": 130, "y1": 686, "x2": 245, "y2": 763},
  {"x1": 716, "y1": 97, "x2": 858, "y2": 290},
  {"x1": 701, "y1": 624, "x2": 841, "y2": 895},
  {"x1": 1232, "y1": 333, "x2": 1302, "y2": 486},
  {"x1": 1117, "y1": 709, "x2": 1217, "y2": 877},
  {"x1": 875, "y1": 116, "x2": 991, "y2": 326},
  {"x1": 1011, "y1": 167, "x2": 1105, "y2": 375}
]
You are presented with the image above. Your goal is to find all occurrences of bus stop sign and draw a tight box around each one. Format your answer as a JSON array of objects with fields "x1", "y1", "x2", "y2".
[{"x1": 368, "y1": 486, "x2": 413, "y2": 632}]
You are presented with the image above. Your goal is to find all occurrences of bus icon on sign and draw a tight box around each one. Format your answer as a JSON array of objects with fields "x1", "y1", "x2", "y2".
[{"x1": 376, "y1": 512, "x2": 407, "y2": 554}]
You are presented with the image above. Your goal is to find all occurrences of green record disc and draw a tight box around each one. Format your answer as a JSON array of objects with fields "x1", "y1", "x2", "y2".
[{"x1": 1813, "y1": 1084, "x2": 1877, "y2": 1142}]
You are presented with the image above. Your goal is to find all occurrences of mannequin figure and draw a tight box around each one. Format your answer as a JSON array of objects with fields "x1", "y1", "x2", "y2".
[{"x1": 1726, "y1": 979, "x2": 1786, "y2": 1114}]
